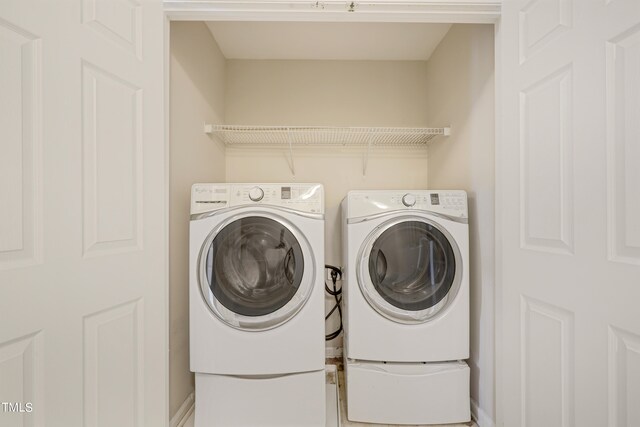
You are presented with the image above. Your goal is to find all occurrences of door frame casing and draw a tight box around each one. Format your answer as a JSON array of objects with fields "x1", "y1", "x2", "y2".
[
  {"x1": 162, "y1": 2, "x2": 503, "y2": 426},
  {"x1": 163, "y1": 1, "x2": 501, "y2": 23}
]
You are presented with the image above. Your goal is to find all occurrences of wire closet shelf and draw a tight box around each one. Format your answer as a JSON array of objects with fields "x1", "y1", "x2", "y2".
[{"x1": 204, "y1": 124, "x2": 451, "y2": 147}]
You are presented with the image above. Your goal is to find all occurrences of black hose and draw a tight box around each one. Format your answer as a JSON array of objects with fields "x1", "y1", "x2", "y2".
[{"x1": 324, "y1": 265, "x2": 343, "y2": 341}]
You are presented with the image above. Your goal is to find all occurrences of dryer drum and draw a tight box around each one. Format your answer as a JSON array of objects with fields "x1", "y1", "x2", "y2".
[
  {"x1": 368, "y1": 221, "x2": 455, "y2": 311},
  {"x1": 205, "y1": 216, "x2": 305, "y2": 317}
]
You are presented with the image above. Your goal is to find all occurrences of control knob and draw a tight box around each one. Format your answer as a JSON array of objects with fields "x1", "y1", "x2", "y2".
[
  {"x1": 249, "y1": 186, "x2": 264, "y2": 202},
  {"x1": 402, "y1": 193, "x2": 416, "y2": 207}
]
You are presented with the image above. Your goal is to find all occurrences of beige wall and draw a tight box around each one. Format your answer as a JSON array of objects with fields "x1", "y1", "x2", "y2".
[
  {"x1": 169, "y1": 21, "x2": 226, "y2": 418},
  {"x1": 426, "y1": 24, "x2": 495, "y2": 425},
  {"x1": 226, "y1": 59, "x2": 429, "y2": 127},
  {"x1": 225, "y1": 59, "x2": 431, "y2": 348}
]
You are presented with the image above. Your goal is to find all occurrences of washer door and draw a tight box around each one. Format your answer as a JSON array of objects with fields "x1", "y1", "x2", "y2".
[
  {"x1": 199, "y1": 213, "x2": 314, "y2": 331},
  {"x1": 357, "y1": 216, "x2": 462, "y2": 324}
]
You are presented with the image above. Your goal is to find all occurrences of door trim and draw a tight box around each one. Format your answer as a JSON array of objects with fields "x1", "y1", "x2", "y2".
[
  {"x1": 163, "y1": 1, "x2": 501, "y2": 24},
  {"x1": 163, "y1": 3, "x2": 502, "y2": 425},
  {"x1": 169, "y1": 392, "x2": 194, "y2": 427},
  {"x1": 494, "y1": 19, "x2": 504, "y2": 427}
]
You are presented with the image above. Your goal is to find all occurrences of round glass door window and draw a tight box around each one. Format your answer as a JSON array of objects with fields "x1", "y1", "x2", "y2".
[
  {"x1": 200, "y1": 215, "x2": 308, "y2": 329},
  {"x1": 358, "y1": 218, "x2": 462, "y2": 323}
]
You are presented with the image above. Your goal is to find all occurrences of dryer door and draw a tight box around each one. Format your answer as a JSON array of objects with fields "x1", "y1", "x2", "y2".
[
  {"x1": 357, "y1": 216, "x2": 462, "y2": 324},
  {"x1": 199, "y1": 213, "x2": 313, "y2": 331}
]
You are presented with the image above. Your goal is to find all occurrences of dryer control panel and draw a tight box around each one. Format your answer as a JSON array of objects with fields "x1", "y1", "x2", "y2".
[
  {"x1": 191, "y1": 183, "x2": 324, "y2": 216},
  {"x1": 345, "y1": 190, "x2": 467, "y2": 220}
]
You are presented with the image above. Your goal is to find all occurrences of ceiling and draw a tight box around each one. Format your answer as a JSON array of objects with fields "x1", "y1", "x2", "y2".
[{"x1": 205, "y1": 22, "x2": 452, "y2": 61}]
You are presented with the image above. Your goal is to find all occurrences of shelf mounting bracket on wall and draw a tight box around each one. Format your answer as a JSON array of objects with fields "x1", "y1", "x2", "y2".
[
  {"x1": 363, "y1": 133, "x2": 374, "y2": 176},
  {"x1": 286, "y1": 128, "x2": 295, "y2": 176}
]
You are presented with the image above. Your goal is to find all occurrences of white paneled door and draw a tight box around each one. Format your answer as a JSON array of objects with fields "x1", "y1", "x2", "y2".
[
  {"x1": 499, "y1": 0, "x2": 640, "y2": 426},
  {"x1": 0, "y1": 0, "x2": 166, "y2": 426}
]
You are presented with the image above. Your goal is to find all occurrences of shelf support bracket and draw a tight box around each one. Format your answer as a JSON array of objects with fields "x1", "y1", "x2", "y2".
[
  {"x1": 286, "y1": 128, "x2": 295, "y2": 176},
  {"x1": 363, "y1": 133, "x2": 373, "y2": 176}
]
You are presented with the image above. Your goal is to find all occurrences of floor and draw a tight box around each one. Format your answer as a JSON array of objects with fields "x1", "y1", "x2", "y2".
[{"x1": 183, "y1": 369, "x2": 477, "y2": 427}]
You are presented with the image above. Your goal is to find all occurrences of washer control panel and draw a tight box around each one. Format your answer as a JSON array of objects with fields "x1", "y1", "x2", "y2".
[
  {"x1": 191, "y1": 183, "x2": 324, "y2": 215},
  {"x1": 345, "y1": 190, "x2": 467, "y2": 220}
]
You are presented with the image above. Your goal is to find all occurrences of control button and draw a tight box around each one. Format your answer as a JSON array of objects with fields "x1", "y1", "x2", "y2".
[
  {"x1": 249, "y1": 186, "x2": 264, "y2": 202},
  {"x1": 402, "y1": 193, "x2": 416, "y2": 207}
]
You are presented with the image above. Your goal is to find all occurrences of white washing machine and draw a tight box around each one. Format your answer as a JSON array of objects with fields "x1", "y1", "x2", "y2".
[
  {"x1": 190, "y1": 183, "x2": 325, "y2": 427},
  {"x1": 342, "y1": 190, "x2": 470, "y2": 425}
]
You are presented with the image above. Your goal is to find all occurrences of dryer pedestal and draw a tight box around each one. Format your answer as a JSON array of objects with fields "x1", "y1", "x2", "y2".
[
  {"x1": 194, "y1": 370, "x2": 325, "y2": 427},
  {"x1": 344, "y1": 359, "x2": 470, "y2": 425}
]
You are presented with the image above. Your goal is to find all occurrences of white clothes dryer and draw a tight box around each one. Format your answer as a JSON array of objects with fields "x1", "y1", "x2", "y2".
[
  {"x1": 190, "y1": 183, "x2": 325, "y2": 427},
  {"x1": 342, "y1": 190, "x2": 470, "y2": 425}
]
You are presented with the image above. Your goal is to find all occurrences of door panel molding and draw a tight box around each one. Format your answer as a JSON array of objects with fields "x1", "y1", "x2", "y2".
[
  {"x1": 81, "y1": 61, "x2": 144, "y2": 258},
  {"x1": 0, "y1": 18, "x2": 43, "y2": 270},
  {"x1": 83, "y1": 299, "x2": 144, "y2": 427},
  {"x1": 520, "y1": 296, "x2": 574, "y2": 427},
  {"x1": 519, "y1": 64, "x2": 574, "y2": 255},
  {"x1": 82, "y1": 0, "x2": 143, "y2": 59},
  {"x1": 608, "y1": 325, "x2": 640, "y2": 427},
  {"x1": 606, "y1": 23, "x2": 640, "y2": 266},
  {"x1": 0, "y1": 331, "x2": 44, "y2": 426},
  {"x1": 519, "y1": 0, "x2": 572, "y2": 64}
]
